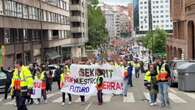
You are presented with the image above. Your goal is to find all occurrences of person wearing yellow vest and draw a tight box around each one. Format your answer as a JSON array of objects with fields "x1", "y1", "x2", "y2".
[
  {"x1": 34, "y1": 65, "x2": 47, "y2": 104},
  {"x1": 60, "y1": 65, "x2": 72, "y2": 105},
  {"x1": 144, "y1": 64, "x2": 158, "y2": 106},
  {"x1": 133, "y1": 60, "x2": 140, "y2": 78},
  {"x1": 11, "y1": 61, "x2": 33, "y2": 110},
  {"x1": 123, "y1": 65, "x2": 129, "y2": 97},
  {"x1": 156, "y1": 59, "x2": 171, "y2": 108},
  {"x1": 96, "y1": 69, "x2": 104, "y2": 105}
]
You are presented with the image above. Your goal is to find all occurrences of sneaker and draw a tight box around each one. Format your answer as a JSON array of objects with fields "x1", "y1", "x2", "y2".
[
  {"x1": 61, "y1": 102, "x2": 65, "y2": 106},
  {"x1": 44, "y1": 100, "x2": 48, "y2": 104},
  {"x1": 150, "y1": 103, "x2": 154, "y2": 106},
  {"x1": 34, "y1": 100, "x2": 39, "y2": 105},
  {"x1": 153, "y1": 102, "x2": 157, "y2": 105},
  {"x1": 68, "y1": 101, "x2": 72, "y2": 104}
]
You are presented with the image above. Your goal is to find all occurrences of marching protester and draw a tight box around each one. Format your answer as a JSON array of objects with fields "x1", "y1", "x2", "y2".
[
  {"x1": 127, "y1": 63, "x2": 133, "y2": 87},
  {"x1": 123, "y1": 65, "x2": 129, "y2": 97},
  {"x1": 11, "y1": 61, "x2": 34, "y2": 110},
  {"x1": 96, "y1": 69, "x2": 104, "y2": 105},
  {"x1": 144, "y1": 64, "x2": 158, "y2": 106},
  {"x1": 134, "y1": 59, "x2": 140, "y2": 78},
  {"x1": 55, "y1": 67, "x2": 61, "y2": 90},
  {"x1": 60, "y1": 66, "x2": 72, "y2": 105},
  {"x1": 46, "y1": 70, "x2": 53, "y2": 92},
  {"x1": 34, "y1": 65, "x2": 47, "y2": 104},
  {"x1": 1, "y1": 66, "x2": 14, "y2": 100},
  {"x1": 156, "y1": 59, "x2": 171, "y2": 108}
]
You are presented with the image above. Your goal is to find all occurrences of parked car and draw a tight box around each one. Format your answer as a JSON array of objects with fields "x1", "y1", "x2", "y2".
[
  {"x1": 0, "y1": 71, "x2": 7, "y2": 93},
  {"x1": 168, "y1": 60, "x2": 189, "y2": 86}
]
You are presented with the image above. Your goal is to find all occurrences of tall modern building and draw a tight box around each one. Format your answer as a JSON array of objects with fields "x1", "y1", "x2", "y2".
[
  {"x1": 70, "y1": 0, "x2": 88, "y2": 58},
  {"x1": 0, "y1": 0, "x2": 87, "y2": 67},
  {"x1": 138, "y1": 0, "x2": 173, "y2": 33},
  {"x1": 133, "y1": 0, "x2": 139, "y2": 33}
]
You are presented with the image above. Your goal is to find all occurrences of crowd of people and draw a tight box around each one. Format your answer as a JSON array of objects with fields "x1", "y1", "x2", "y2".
[{"x1": 0, "y1": 45, "x2": 172, "y2": 110}]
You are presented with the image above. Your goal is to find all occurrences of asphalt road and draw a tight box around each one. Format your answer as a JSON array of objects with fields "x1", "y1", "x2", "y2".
[{"x1": 1, "y1": 74, "x2": 195, "y2": 110}]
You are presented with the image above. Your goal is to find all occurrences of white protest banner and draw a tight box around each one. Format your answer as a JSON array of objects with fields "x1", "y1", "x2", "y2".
[
  {"x1": 31, "y1": 80, "x2": 42, "y2": 99},
  {"x1": 61, "y1": 64, "x2": 125, "y2": 95}
]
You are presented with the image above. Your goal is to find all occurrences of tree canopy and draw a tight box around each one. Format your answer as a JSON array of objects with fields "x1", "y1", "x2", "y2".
[
  {"x1": 86, "y1": 1, "x2": 108, "y2": 49},
  {"x1": 140, "y1": 29, "x2": 168, "y2": 55}
]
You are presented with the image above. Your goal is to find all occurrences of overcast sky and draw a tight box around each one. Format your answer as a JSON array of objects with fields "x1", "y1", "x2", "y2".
[{"x1": 99, "y1": 0, "x2": 132, "y2": 6}]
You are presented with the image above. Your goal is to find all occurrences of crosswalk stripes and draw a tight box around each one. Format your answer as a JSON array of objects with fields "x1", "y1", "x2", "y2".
[
  {"x1": 52, "y1": 95, "x2": 68, "y2": 103},
  {"x1": 169, "y1": 93, "x2": 187, "y2": 103},
  {"x1": 47, "y1": 91, "x2": 60, "y2": 98},
  {"x1": 1, "y1": 91, "x2": 195, "y2": 105},
  {"x1": 123, "y1": 92, "x2": 135, "y2": 103},
  {"x1": 143, "y1": 92, "x2": 160, "y2": 103},
  {"x1": 74, "y1": 96, "x2": 90, "y2": 103},
  {"x1": 0, "y1": 97, "x2": 3, "y2": 102},
  {"x1": 183, "y1": 93, "x2": 195, "y2": 100},
  {"x1": 5, "y1": 99, "x2": 15, "y2": 105},
  {"x1": 103, "y1": 95, "x2": 112, "y2": 102}
]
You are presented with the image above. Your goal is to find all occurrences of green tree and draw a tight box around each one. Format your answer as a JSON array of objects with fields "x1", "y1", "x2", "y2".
[
  {"x1": 141, "y1": 29, "x2": 168, "y2": 55},
  {"x1": 87, "y1": 1, "x2": 108, "y2": 49}
]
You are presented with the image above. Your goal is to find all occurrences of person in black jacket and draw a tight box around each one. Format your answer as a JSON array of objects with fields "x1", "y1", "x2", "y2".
[{"x1": 1, "y1": 66, "x2": 14, "y2": 100}]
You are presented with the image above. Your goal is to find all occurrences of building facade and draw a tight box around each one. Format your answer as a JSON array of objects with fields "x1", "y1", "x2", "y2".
[
  {"x1": 133, "y1": 0, "x2": 139, "y2": 34},
  {"x1": 70, "y1": 0, "x2": 88, "y2": 58},
  {"x1": 138, "y1": 0, "x2": 173, "y2": 33},
  {"x1": 102, "y1": 4, "x2": 130, "y2": 39},
  {"x1": 0, "y1": 0, "x2": 87, "y2": 67},
  {"x1": 167, "y1": 0, "x2": 195, "y2": 60}
]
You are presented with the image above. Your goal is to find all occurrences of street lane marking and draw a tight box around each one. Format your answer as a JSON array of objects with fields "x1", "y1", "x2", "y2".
[
  {"x1": 169, "y1": 93, "x2": 187, "y2": 103},
  {"x1": 144, "y1": 92, "x2": 150, "y2": 102},
  {"x1": 53, "y1": 94, "x2": 68, "y2": 103},
  {"x1": 47, "y1": 91, "x2": 60, "y2": 98},
  {"x1": 103, "y1": 95, "x2": 112, "y2": 102},
  {"x1": 143, "y1": 92, "x2": 160, "y2": 103},
  {"x1": 84, "y1": 103, "x2": 92, "y2": 110},
  {"x1": 169, "y1": 88, "x2": 177, "y2": 94},
  {"x1": 184, "y1": 93, "x2": 195, "y2": 100},
  {"x1": 0, "y1": 97, "x2": 3, "y2": 102},
  {"x1": 5, "y1": 100, "x2": 15, "y2": 105},
  {"x1": 74, "y1": 96, "x2": 90, "y2": 103},
  {"x1": 123, "y1": 92, "x2": 135, "y2": 103}
]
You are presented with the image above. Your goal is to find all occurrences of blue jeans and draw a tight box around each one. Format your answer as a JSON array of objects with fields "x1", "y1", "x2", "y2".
[
  {"x1": 123, "y1": 79, "x2": 129, "y2": 96},
  {"x1": 158, "y1": 82, "x2": 169, "y2": 106},
  {"x1": 150, "y1": 93, "x2": 157, "y2": 103}
]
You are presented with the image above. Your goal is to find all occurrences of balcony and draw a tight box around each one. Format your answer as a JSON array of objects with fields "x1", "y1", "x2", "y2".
[
  {"x1": 70, "y1": 5, "x2": 82, "y2": 11},
  {"x1": 71, "y1": 16, "x2": 84, "y2": 22},
  {"x1": 185, "y1": 0, "x2": 195, "y2": 7},
  {"x1": 71, "y1": 27, "x2": 83, "y2": 33}
]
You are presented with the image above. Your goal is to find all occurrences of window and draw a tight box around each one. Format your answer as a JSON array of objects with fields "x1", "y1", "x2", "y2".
[
  {"x1": 4, "y1": 29, "x2": 10, "y2": 44},
  {"x1": 161, "y1": 15, "x2": 164, "y2": 17},
  {"x1": 52, "y1": 30, "x2": 59, "y2": 39},
  {"x1": 161, "y1": 10, "x2": 163, "y2": 13},
  {"x1": 160, "y1": 5, "x2": 163, "y2": 8},
  {"x1": 23, "y1": 5, "x2": 28, "y2": 19},
  {"x1": 16, "y1": 3, "x2": 22, "y2": 18}
]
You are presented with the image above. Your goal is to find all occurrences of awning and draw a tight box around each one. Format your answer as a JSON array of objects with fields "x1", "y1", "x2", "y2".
[{"x1": 46, "y1": 51, "x2": 61, "y2": 60}]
